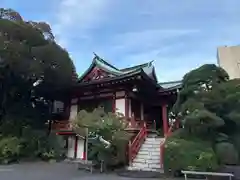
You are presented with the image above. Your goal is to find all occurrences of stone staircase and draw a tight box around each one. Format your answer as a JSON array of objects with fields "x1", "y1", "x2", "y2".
[{"x1": 127, "y1": 135, "x2": 165, "y2": 172}]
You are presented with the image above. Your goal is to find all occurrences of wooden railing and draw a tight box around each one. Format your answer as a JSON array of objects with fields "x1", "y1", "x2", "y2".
[
  {"x1": 146, "y1": 120, "x2": 156, "y2": 130},
  {"x1": 160, "y1": 119, "x2": 179, "y2": 168},
  {"x1": 51, "y1": 120, "x2": 71, "y2": 131},
  {"x1": 126, "y1": 116, "x2": 156, "y2": 130},
  {"x1": 128, "y1": 122, "x2": 147, "y2": 165}
]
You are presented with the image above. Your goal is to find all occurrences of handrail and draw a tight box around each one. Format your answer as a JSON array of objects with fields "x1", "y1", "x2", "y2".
[
  {"x1": 51, "y1": 120, "x2": 71, "y2": 130},
  {"x1": 128, "y1": 122, "x2": 147, "y2": 165},
  {"x1": 160, "y1": 119, "x2": 179, "y2": 168}
]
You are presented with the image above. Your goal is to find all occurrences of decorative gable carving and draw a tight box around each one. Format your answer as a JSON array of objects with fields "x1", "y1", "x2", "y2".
[{"x1": 82, "y1": 67, "x2": 114, "y2": 82}]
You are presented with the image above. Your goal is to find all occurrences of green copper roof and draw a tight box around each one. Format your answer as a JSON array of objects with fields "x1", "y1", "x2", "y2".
[
  {"x1": 120, "y1": 61, "x2": 153, "y2": 72},
  {"x1": 158, "y1": 80, "x2": 182, "y2": 90},
  {"x1": 76, "y1": 54, "x2": 183, "y2": 92},
  {"x1": 93, "y1": 55, "x2": 124, "y2": 75},
  {"x1": 78, "y1": 54, "x2": 157, "y2": 82}
]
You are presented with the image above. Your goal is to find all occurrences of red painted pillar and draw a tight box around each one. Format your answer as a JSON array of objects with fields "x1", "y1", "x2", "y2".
[
  {"x1": 160, "y1": 104, "x2": 168, "y2": 168},
  {"x1": 162, "y1": 104, "x2": 168, "y2": 136},
  {"x1": 74, "y1": 136, "x2": 78, "y2": 159},
  {"x1": 82, "y1": 137, "x2": 87, "y2": 160},
  {"x1": 125, "y1": 97, "x2": 129, "y2": 119}
]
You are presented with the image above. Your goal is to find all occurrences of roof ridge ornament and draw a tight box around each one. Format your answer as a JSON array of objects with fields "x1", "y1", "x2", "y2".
[
  {"x1": 93, "y1": 52, "x2": 100, "y2": 61},
  {"x1": 148, "y1": 60, "x2": 154, "y2": 67}
]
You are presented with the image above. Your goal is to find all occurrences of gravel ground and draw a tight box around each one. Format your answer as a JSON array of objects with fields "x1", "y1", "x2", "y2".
[{"x1": 0, "y1": 162, "x2": 166, "y2": 180}]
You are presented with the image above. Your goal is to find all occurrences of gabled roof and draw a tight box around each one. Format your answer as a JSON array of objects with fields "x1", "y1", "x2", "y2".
[
  {"x1": 78, "y1": 54, "x2": 158, "y2": 82},
  {"x1": 158, "y1": 80, "x2": 182, "y2": 90},
  {"x1": 120, "y1": 61, "x2": 153, "y2": 72},
  {"x1": 76, "y1": 54, "x2": 182, "y2": 93}
]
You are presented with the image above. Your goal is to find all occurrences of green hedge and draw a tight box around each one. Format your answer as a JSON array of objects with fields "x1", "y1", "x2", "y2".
[
  {"x1": 0, "y1": 132, "x2": 66, "y2": 164},
  {"x1": 0, "y1": 136, "x2": 22, "y2": 164},
  {"x1": 215, "y1": 142, "x2": 239, "y2": 165},
  {"x1": 164, "y1": 137, "x2": 219, "y2": 174}
]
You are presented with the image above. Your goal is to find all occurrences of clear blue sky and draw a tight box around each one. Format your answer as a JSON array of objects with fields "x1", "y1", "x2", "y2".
[{"x1": 1, "y1": 0, "x2": 240, "y2": 81}]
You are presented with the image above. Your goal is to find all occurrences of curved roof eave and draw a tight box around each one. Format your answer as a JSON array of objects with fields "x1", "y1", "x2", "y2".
[
  {"x1": 158, "y1": 80, "x2": 182, "y2": 91},
  {"x1": 78, "y1": 57, "x2": 123, "y2": 82}
]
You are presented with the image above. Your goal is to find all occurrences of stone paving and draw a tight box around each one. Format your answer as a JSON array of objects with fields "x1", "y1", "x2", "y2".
[{"x1": 0, "y1": 162, "x2": 166, "y2": 180}]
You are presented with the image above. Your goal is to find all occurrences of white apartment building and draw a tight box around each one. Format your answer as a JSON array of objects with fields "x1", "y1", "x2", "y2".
[{"x1": 217, "y1": 46, "x2": 240, "y2": 79}]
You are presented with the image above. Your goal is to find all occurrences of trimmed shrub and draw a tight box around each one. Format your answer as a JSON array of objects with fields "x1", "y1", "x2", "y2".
[
  {"x1": 39, "y1": 133, "x2": 66, "y2": 161},
  {"x1": 0, "y1": 136, "x2": 22, "y2": 164},
  {"x1": 73, "y1": 108, "x2": 131, "y2": 170},
  {"x1": 215, "y1": 142, "x2": 238, "y2": 165},
  {"x1": 20, "y1": 128, "x2": 47, "y2": 158},
  {"x1": 164, "y1": 137, "x2": 219, "y2": 175},
  {"x1": 231, "y1": 132, "x2": 240, "y2": 164}
]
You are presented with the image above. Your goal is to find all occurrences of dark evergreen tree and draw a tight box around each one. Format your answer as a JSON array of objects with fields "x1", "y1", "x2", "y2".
[
  {"x1": 172, "y1": 64, "x2": 240, "y2": 165},
  {"x1": 0, "y1": 8, "x2": 77, "y2": 135}
]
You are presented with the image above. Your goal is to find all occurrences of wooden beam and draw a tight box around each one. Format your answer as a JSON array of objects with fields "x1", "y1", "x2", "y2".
[{"x1": 162, "y1": 104, "x2": 168, "y2": 136}]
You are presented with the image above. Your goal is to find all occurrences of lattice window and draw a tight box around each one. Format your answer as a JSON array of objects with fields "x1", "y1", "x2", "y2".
[{"x1": 52, "y1": 101, "x2": 64, "y2": 113}]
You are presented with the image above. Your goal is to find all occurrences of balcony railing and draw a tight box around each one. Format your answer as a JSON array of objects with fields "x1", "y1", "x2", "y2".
[
  {"x1": 126, "y1": 116, "x2": 156, "y2": 130},
  {"x1": 51, "y1": 116, "x2": 157, "y2": 132},
  {"x1": 51, "y1": 121, "x2": 71, "y2": 131}
]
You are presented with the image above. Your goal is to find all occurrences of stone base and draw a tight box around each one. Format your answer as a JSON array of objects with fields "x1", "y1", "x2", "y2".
[
  {"x1": 126, "y1": 166, "x2": 164, "y2": 173},
  {"x1": 118, "y1": 169, "x2": 164, "y2": 178}
]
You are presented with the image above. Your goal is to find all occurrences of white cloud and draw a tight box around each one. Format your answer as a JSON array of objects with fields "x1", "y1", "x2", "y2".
[
  {"x1": 46, "y1": 0, "x2": 240, "y2": 81},
  {"x1": 117, "y1": 42, "x2": 185, "y2": 66},
  {"x1": 110, "y1": 29, "x2": 200, "y2": 52},
  {"x1": 52, "y1": 0, "x2": 112, "y2": 47},
  {"x1": 156, "y1": 56, "x2": 217, "y2": 82}
]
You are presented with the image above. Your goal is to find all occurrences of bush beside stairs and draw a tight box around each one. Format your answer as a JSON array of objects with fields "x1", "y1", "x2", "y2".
[{"x1": 127, "y1": 134, "x2": 165, "y2": 172}]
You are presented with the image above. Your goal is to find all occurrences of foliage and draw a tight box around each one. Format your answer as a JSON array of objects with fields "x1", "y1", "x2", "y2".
[
  {"x1": 0, "y1": 136, "x2": 22, "y2": 164},
  {"x1": 39, "y1": 133, "x2": 66, "y2": 161},
  {"x1": 20, "y1": 129, "x2": 65, "y2": 161},
  {"x1": 72, "y1": 107, "x2": 130, "y2": 168},
  {"x1": 164, "y1": 137, "x2": 219, "y2": 174},
  {"x1": 173, "y1": 64, "x2": 240, "y2": 137},
  {"x1": 232, "y1": 133, "x2": 240, "y2": 158},
  {"x1": 171, "y1": 64, "x2": 240, "y2": 166},
  {"x1": 214, "y1": 142, "x2": 238, "y2": 165},
  {"x1": 0, "y1": 8, "x2": 77, "y2": 135},
  {"x1": 0, "y1": 8, "x2": 76, "y2": 162},
  {"x1": 20, "y1": 127, "x2": 47, "y2": 157}
]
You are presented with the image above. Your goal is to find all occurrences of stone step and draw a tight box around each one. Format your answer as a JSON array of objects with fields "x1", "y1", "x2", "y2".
[
  {"x1": 137, "y1": 152, "x2": 161, "y2": 155},
  {"x1": 143, "y1": 140, "x2": 161, "y2": 143},
  {"x1": 134, "y1": 160, "x2": 161, "y2": 164},
  {"x1": 137, "y1": 151, "x2": 149, "y2": 155},
  {"x1": 133, "y1": 158, "x2": 146, "y2": 163},
  {"x1": 135, "y1": 155, "x2": 160, "y2": 161},
  {"x1": 132, "y1": 162, "x2": 149, "y2": 169},
  {"x1": 136, "y1": 156, "x2": 161, "y2": 162},
  {"x1": 138, "y1": 149, "x2": 161, "y2": 155},
  {"x1": 144, "y1": 138, "x2": 161, "y2": 141},
  {"x1": 126, "y1": 166, "x2": 164, "y2": 173},
  {"x1": 141, "y1": 144, "x2": 161, "y2": 148},
  {"x1": 133, "y1": 158, "x2": 160, "y2": 164},
  {"x1": 131, "y1": 162, "x2": 161, "y2": 170},
  {"x1": 127, "y1": 137, "x2": 164, "y2": 173},
  {"x1": 144, "y1": 140, "x2": 162, "y2": 144}
]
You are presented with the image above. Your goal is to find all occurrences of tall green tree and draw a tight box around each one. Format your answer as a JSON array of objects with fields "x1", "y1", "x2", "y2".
[
  {"x1": 0, "y1": 8, "x2": 77, "y2": 134},
  {"x1": 172, "y1": 64, "x2": 229, "y2": 137},
  {"x1": 171, "y1": 64, "x2": 240, "y2": 165}
]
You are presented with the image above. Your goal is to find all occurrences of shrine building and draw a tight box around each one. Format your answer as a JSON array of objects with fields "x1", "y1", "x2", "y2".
[{"x1": 50, "y1": 54, "x2": 181, "y2": 171}]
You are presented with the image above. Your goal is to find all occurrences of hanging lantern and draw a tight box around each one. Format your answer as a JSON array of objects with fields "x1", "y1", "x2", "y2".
[{"x1": 132, "y1": 85, "x2": 138, "y2": 92}]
